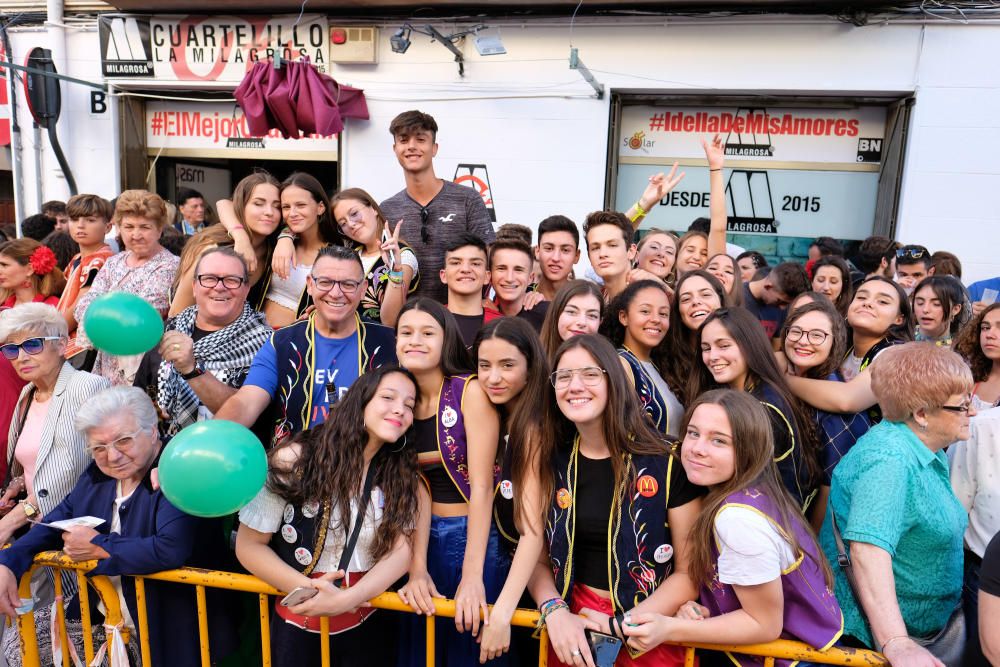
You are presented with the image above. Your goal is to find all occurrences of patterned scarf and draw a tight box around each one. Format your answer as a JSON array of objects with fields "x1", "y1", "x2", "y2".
[{"x1": 156, "y1": 303, "x2": 271, "y2": 434}]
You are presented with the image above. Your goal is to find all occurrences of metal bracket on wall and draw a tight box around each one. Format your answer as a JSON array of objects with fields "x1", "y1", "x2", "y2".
[{"x1": 569, "y1": 47, "x2": 604, "y2": 99}]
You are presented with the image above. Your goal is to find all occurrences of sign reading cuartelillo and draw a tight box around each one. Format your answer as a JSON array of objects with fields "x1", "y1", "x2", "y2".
[{"x1": 99, "y1": 14, "x2": 329, "y2": 81}]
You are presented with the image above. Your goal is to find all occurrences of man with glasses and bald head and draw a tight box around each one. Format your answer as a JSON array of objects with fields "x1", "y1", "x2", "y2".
[{"x1": 215, "y1": 245, "x2": 396, "y2": 446}]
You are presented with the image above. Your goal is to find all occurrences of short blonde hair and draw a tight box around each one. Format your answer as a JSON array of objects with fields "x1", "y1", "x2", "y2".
[
  {"x1": 870, "y1": 342, "x2": 973, "y2": 421},
  {"x1": 0, "y1": 303, "x2": 68, "y2": 342},
  {"x1": 113, "y1": 190, "x2": 169, "y2": 230}
]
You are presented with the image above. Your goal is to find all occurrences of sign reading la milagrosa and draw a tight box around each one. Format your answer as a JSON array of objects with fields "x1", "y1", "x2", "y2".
[{"x1": 99, "y1": 14, "x2": 330, "y2": 81}]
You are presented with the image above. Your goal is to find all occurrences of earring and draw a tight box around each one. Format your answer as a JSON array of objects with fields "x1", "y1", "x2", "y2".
[
  {"x1": 919, "y1": 422, "x2": 928, "y2": 431},
  {"x1": 392, "y1": 435, "x2": 408, "y2": 453}
]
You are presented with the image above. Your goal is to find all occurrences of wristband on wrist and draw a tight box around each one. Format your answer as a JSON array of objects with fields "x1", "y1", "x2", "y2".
[
  {"x1": 387, "y1": 270, "x2": 404, "y2": 284},
  {"x1": 879, "y1": 635, "x2": 910, "y2": 653}
]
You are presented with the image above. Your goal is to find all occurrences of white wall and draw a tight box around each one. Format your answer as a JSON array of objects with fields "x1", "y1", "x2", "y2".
[
  {"x1": 9, "y1": 16, "x2": 1000, "y2": 283},
  {"x1": 7, "y1": 24, "x2": 118, "y2": 212}
]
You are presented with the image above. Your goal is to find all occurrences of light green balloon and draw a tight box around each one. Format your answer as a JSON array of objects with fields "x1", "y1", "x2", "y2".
[
  {"x1": 83, "y1": 292, "x2": 164, "y2": 356},
  {"x1": 159, "y1": 420, "x2": 267, "y2": 518}
]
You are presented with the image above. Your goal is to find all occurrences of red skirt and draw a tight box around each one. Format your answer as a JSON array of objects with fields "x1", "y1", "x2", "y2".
[{"x1": 547, "y1": 583, "x2": 688, "y2": 667}]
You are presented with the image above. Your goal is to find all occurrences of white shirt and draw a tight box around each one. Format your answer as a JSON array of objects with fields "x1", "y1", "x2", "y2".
[
  {"x1": 105, "y1": 482, "x2": 137, "y2": 630},
  {"x1": 265, "y1": 264, "x2": 312, "y2": 310},
  {"x1": 714, "y1": 505, "x2": 797, "y2": 586},
  {"x1": 949, "y1": 406, "x2": 1000, "y2": 557},
  {"x1": 239, "y1": 485, "x2": 384, "y2": 573}
]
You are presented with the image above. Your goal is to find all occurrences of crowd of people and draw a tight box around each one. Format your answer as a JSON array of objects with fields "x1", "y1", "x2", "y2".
[{"x1": 0, "y1": 108, "x2": 997, "y2": 667}]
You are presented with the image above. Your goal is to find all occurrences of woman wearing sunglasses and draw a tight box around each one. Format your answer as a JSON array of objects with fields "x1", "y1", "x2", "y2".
[
  {"x1": 529, "y1": 334, "x2": 702, "y2": 667},
  {"x1": 0, "y1": 303, "x2": 109, "y2": 595},
  {"x1": 330, "y1": 188, "x2": 419, "y2": 327}
]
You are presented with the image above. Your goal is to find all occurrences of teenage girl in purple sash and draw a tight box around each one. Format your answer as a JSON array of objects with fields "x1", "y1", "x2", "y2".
[
  {"x1": 622, "y1": 389, "x2": 843, "y2": 667},
  {"x1": 394, "y1": 297, "x2": 509, "y2": 666}
]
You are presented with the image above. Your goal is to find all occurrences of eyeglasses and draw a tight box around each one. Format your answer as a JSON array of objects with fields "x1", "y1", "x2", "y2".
[
  {"x1": 337, "y1": 209, "x2": 366, "y2": 232},
  {"x1": 940, "y1": 397, "x2": 973, "y2": 415},
  {"x1": 310, "y1": 276, "x2": 362, "y2": 293},
  {"x1": 0, "y1": 336, "x2": 62, "y2": 360},
  {"x1": 896, "y1": 246, "x2": 929, "y2": 262},
  {"x1": 786, "y1": 327, "x2": 831, "y2": 345},
  {"x1": 87, "y1": 428, "x2": 143, "y2": 456},
  {"x1": 550, "y1": 366, "x2": 607, "y2": 389},
  {"x1": 419, "y1": 207, "x2": 430, "y2": 243},
  {"x1": 196, "y1": 274, "x2": 246, "y2": 290}
]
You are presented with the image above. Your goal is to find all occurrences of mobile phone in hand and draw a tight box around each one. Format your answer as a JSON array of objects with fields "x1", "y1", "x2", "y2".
[
  {"x1": 382, "y1": 226, "x2": 396, "y2": 270},
  {"x1": 586, "y1": 630, "x2": 623, "y2": 667},
  {"x1": 280, "y1": 586, "x2": 319, "y2": 607}
]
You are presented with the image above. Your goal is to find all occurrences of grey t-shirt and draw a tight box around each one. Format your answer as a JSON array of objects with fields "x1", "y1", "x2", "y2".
[
  {"x1": 640, "y1": 359, "x2": 685, "y2": 439},
  {"x1": 380, "y1": 180, "x2": 495, "y2": 303}
]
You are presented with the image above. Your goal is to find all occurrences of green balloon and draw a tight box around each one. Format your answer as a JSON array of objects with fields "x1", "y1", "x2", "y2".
[
  {"x1": 83, "y1": 292, "x2": 164, "y2": 356},
  {"x1": 159, "y1": 421, "x2": 267, "y2": 518}
]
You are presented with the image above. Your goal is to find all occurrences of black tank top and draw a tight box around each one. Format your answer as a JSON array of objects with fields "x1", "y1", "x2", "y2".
[{"x1": 414, "y1": 417, "x2": 466, "y2": 504}]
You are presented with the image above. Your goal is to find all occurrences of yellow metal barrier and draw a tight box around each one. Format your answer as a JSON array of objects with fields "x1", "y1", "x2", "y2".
[{"x1": 13, "y1": 551, "x2": 886, "y2": 667}]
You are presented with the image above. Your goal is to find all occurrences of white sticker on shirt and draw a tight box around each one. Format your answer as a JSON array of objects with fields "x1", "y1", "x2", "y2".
[
  {"x1": 294, "y1": 547, "x2": 312, "y2": 566},
  {"x1": 499, "y1": 480, "x2": 514, "y2": 500},
  {"x1": 654, "y1": 544, "x2": 674, "y2": 564},
  {"x1": 283, "y1": 504, "x2": 295, "y2": 524},
  {"x1": 281, "y1": 524, "x2": 298, "y2": 544},
  {"x1": 302, "y1": 501, "x2": 319, "y2": 519},
  {"x1": 442, "y1": 406, "x2": 458, "y2": 428}
]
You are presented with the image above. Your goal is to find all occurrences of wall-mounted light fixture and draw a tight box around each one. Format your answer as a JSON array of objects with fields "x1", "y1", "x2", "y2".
[{"x1": 389, "y1": 24, "x2": 504, "y2": 76}]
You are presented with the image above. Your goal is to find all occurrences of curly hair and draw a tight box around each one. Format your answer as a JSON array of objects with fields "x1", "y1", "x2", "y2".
[
  {"x1": 113, "y1": 190, "x2": 169, "y2": 229},
  {"x1": 954, "y1": 302, "x2": 1000, "y2": 382},
  {"x1": 267, "y1": 366, "x2": 421, "y2": 562}
]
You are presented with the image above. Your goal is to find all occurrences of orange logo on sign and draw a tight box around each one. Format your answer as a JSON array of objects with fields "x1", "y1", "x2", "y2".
[{"x1": 636, "y1": 475, "x2": 658, "y2": 498}]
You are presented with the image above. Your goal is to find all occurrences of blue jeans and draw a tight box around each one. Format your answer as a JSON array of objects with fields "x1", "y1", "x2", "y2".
[{"x1": 398, "y1": 515, "x2": 512, "y2": 667}]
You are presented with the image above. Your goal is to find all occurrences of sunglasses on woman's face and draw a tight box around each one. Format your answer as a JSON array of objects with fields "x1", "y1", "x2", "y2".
[{"x1": 0, "y1": 336, "x2": 62, "y2": 360}]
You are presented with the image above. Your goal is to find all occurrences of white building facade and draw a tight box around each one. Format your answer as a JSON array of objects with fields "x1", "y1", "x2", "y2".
[{"x1": 3, "y1": 9, "x2": 999, "y2": 281}]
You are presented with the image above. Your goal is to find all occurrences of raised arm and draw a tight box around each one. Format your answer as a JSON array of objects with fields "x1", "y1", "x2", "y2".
[
  {"x1": 624, "y1": 163, "x2": 685, "y2": 229},
  {"x1": 702, "y1": 134, "x2": 728, "y2": 258},
  {"x1": 216, "y1": 200, "x2": 257, "y2": 274}
]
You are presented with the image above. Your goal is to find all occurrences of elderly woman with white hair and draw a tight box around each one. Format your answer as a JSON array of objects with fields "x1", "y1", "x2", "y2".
[
  {"x1": 0, "y1": 303, "x2": 109, "y2": 545},
  {"x1": 0, "y1": 386, "x2": 236, "y2": 667},
  {"x1": 820, "y1": 342, "x2": 975, "y2": 667}
]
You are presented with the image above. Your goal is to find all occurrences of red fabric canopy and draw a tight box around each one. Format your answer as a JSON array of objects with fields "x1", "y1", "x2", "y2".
[{"x1": 235, "y1": 60, "x2": 369, "y2": 138}]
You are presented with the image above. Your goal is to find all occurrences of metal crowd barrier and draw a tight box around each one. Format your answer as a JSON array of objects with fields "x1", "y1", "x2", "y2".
[{"x1": 13, "y1": 551, "x2": 886, "y2": 667}]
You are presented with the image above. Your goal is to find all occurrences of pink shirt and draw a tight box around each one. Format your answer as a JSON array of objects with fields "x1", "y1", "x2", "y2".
[{"x1": 14, "y1": 397, "x2": 51, "y2": 498}]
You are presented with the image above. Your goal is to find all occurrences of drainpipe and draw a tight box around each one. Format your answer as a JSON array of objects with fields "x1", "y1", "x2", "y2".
[{"x1": 45, "y1": 0, "x2": 67, "y2": 201}]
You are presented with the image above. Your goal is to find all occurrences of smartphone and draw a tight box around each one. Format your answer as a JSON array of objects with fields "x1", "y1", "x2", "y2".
[
  {"x1": 382, "y1": 226, "x2": 396, "y2": 270},
  {"x1": 280, "y1": 586, "x2": 318, "y2": 607},
  {"x1": 586, "y1": 630, "x2": 623, "y2": 667}
]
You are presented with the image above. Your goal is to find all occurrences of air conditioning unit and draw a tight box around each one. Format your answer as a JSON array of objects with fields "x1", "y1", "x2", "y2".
[{"x1": 330, "y1": 26, "x2": 378, "y2": 64}]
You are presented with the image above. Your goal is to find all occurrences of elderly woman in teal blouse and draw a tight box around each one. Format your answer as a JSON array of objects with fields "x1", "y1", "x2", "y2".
[{"x1": 820, "y1": 342, "x2": 974, "y2": 666}]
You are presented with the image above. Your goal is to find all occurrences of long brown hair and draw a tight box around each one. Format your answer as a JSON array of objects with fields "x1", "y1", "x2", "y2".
[
  {"x1": 268, "y1": 366, "x2": 421, "y2": 561},
  {"x1": 780, "y1": 300, "x2": 848, "y2": 381},
  {"x1": 472, "y1": 318, "x2": 553, "y2": 530},
  {"x1": 172, "y1": 171, "x2": 281, "y2": 296},
  {"x1": 542, "y1": 334, "x2": 670, "y2": 495},
  {"x1": 694, "y1": 307, "x2": 823, "y2": 490},
  {"x1": 330, "y1": 188, "x2": 391, "y2": 246},
  {"x1": 539, "y1": 280, "x2": 605, "y2": 364},
  {"x1": 0, "y1": 238, "x2": 66, "y2": 302},
  {"x1": 660, "y1": 269, "x2": 728, "y2": 401},
  {"x1": 955, "y1": 302, "x2": 1000, "y2": 382},
  {"x1": 682, "y1": 389, "x2": 833, "y2": 590}
]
